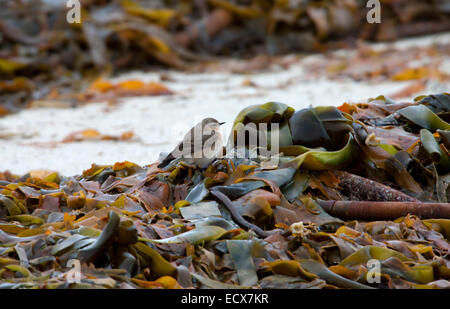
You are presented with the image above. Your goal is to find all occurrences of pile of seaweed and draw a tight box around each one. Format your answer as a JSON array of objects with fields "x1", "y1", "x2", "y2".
[
  {"x1": 1, "y1": 0, "x2": 450, "y2": 114},
  {"x1": 0, "y1": 92, "x2": 449, "y2": 289}
]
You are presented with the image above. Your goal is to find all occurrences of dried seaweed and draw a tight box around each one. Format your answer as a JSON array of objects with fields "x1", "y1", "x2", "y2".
[{"x1": 0, "y1": 93, "x2": 449, "y2": 289}]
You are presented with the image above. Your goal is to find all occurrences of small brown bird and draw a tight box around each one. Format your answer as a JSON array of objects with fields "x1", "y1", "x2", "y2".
[{"x1": 158, "y1": 118, "x2": 225, "y2": 169}]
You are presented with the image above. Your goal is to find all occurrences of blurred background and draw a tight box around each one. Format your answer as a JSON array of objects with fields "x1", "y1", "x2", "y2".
[{"x1": 0, "y1": 0, "x2": 449, "y2": 175}]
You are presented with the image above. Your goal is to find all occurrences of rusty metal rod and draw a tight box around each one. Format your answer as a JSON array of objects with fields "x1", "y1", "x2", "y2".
[{"x1": 317, "y1": 200, "x2": 450, "y2": 220}]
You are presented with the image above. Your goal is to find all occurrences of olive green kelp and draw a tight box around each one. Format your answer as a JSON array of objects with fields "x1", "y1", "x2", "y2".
[
  {"x1": 228, "y1": 101, "x2": 359, "y2": 171},
  {"x1": 228, "y1": 95, "x2": 450, "y2": 200}
]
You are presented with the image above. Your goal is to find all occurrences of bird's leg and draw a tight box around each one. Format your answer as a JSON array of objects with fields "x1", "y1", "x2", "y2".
[
  {"x1": 177, "y1": 161, "x2": 196, "y2": 179},
  {"x1": 212, "y1": 158, "x2": 230, "y2": 172},
  {"x1": 179, "y1": 161, "x2": 196, "y2": 169}
]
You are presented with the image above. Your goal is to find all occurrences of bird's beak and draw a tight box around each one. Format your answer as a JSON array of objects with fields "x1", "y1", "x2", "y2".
[{"x1": 219, "y1": 122, "x2": 225, "y2": 126}]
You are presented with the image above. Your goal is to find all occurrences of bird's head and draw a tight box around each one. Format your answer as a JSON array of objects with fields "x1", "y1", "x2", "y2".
[{"x1": 202, "y1": 118, "x2": 225, "y2": 132}]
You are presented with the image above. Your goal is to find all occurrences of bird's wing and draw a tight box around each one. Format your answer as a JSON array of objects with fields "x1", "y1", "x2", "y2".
[
  {"x1": 179, "y1": 130, "x2": 220, "y2": 156},
  {"x1": 162, "y1": 126, "x2": 222, "y2": 166}
]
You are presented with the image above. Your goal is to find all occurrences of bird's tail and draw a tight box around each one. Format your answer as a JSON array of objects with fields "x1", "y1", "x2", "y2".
[{"x1": 157, "y1": 153, "x2": 175, "y2": 168}]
